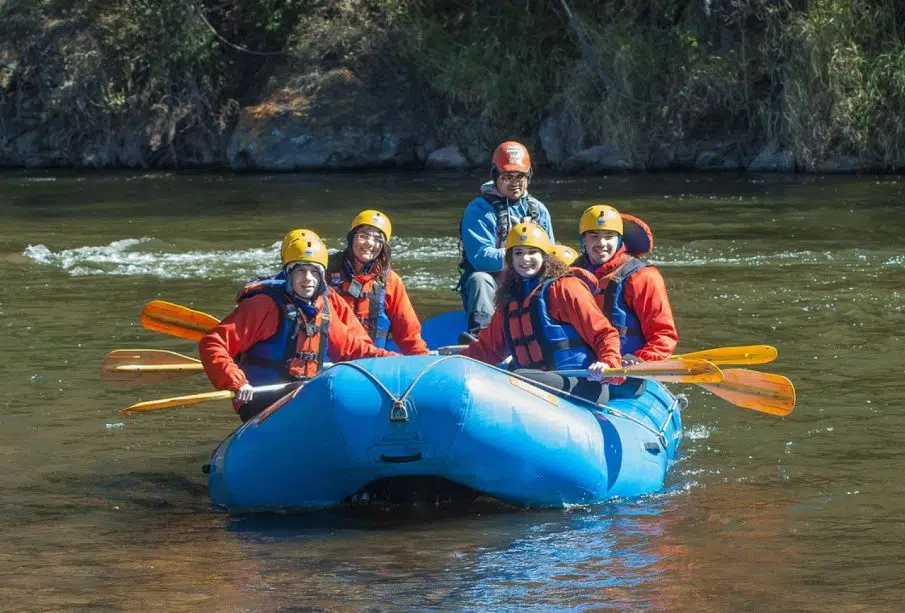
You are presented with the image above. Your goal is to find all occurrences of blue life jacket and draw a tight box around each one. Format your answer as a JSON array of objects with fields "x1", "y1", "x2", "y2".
[
  {"x1": 601, "y1": 256, "x2": 649, "y2": 355},
  {"x1": 235, "y1": 278, "x2": 331, "y2": 385},
  {"x1": 326, "y1": 251, "x2": 391, "y2": 348},
  {"x1": 502, "y1": 273, "x2": 597, "y2": 371}
]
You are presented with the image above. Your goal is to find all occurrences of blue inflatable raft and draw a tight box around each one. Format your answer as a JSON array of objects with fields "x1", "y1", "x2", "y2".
[{"x1": 207, "y1": 355, "x2": 685, "y2": 511}]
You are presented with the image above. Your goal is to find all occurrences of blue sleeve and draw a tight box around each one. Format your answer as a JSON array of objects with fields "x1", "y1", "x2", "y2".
[
  {"x1": 461, "y1": 199, "x2": 505, "y2": 272},
  {"x1": 538, "y1": 203, "x2": 555, "y2": 243}
]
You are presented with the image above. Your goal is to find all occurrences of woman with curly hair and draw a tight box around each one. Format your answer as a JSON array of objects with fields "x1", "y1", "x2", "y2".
[{"x1": 459, "y1": 222, "x2": 622, "y2": 404}]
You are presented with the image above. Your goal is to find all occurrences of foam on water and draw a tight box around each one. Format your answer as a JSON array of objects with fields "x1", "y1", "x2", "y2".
[
  {"x1": 21, "y1": 236, "x2": 463, "y2": 285},
  {"x1": 23, "y1": 238, "x2": 281, "y2": 281},
  {"x1": 21, "y1": 236, "x2": 898, "y2": 289}
]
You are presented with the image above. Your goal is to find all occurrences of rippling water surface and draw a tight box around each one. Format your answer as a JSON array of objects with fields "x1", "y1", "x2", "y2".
[{"x1": 1, "y1": 171, "x2": 903, "y2": 612}]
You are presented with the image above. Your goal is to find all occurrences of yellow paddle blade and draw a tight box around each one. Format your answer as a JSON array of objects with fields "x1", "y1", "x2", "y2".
[
  {"x1": 676, "y1": 345, "x2": 778, "y2": 366},
  {"x1": 140, "y1": 300, "x2": 220, "y2": 342},
  {"x1": 699, "y1": 368, "x2": 796, "y2": 416},
  {"x1": 121, "y1": 389, "x2": 234, "y2": 414},
  {"x1": 101, "y1": 349, "x2": 205, "y2": 387}
]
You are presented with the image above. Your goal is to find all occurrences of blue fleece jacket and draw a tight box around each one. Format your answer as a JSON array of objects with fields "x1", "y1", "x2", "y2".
[{"x1": 460, "y1": 181, "x2": 555, "y2": 272}]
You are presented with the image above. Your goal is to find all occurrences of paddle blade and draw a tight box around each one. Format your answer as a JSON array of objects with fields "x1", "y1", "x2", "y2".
[
  {"x1": 101, "y1": 349, "x2": 204, "y2": 387},
  {"x1": 676, "y1": 345, "x2": 778, "y2": 366},
  {"x1": 121, "y1": 389, "x2": 234, "y2": 414},
  {"x1": 140, "y1": 300, "x2": 220, "y2": 342},
  {"x1": 699, "y1": 368, "x2": 796, "y2": 416}
]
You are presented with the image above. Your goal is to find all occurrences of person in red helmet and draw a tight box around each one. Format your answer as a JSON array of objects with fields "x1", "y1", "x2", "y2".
[
  {"x1": 200, "y1": 230, "x2": 399, "y2": 422},
  {"x1": 460, "y1": 222, "x2": 621, "y2": 404},
  {"x1": 456, "y1": 141, "x2": 554, "y2": 340}
]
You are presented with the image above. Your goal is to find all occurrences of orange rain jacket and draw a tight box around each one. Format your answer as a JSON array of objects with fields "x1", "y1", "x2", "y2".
[
  {"x1": 199, "y1": 292, "x2": 398, "y2": 394},
  {"x1": 327, "y1": 256, "x2": 429, "y2": 355},
  {"x1": 460, "y1": 271, "x2": 622, "y2": 370},
  {"x1": 589, "y1": 247, "x2": 678, "y2": 361}
]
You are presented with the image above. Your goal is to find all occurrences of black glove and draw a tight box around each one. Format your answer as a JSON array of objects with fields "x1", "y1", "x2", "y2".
[{"x1": 621, "y1": 354, "x2": 643, "y2": 367}]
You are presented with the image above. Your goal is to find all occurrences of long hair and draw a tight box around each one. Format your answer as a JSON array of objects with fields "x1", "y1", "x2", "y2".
[
  {"x1": 495, "y1": 252, "x2": 567, "y2": 311},
  {"x1": 345, "y1": 229, "x2": 392, "y2": 282}
]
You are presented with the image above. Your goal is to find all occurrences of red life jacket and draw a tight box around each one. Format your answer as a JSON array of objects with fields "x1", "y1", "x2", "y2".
[
  {"x1": 502, "y1": 269, "x2": 599, "y2": 371},
  {"x1": 326, "y1": 251, "x2": 391, "y2": 348}
]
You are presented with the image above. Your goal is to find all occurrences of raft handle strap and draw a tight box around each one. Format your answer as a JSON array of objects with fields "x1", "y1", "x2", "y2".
[{"x1": 328, "y1": 356, "x2": 461, "y2": 423}]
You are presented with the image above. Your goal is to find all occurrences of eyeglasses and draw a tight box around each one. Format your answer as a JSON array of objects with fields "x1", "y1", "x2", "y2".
[
  {"x1": 499, "y1": 172, "x2": 528, "y2": 183},
  {"x1": 354, "y1": 232, "x2": 385, "y2": 245}
]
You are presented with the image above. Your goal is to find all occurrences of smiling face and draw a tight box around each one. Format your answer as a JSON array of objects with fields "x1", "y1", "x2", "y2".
[
  {"x1": 289, "y1": 264, "x2": 322, "y2": 299},
  {"x1": 583, "y1": 230, "x2": 621, "y2": 266},
  {"x1": 510, "y1": 246, "x2": 545, "y2": 278},
  {"x1": 495, "y1": 171, "x2": 529, "y2": 200},
  {"x1": 350, "y1": 225, "x2": 385, "y2": 264}
]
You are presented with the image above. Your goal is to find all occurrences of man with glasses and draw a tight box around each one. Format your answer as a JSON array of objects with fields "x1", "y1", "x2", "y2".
[{"x1": 457, "y1": 141, "x2": 554, "y2": 339}]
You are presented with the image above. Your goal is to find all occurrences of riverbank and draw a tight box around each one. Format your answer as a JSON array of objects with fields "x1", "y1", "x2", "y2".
[{"x1": 2, "y1": 1, "x2": 904, "y2": 172}]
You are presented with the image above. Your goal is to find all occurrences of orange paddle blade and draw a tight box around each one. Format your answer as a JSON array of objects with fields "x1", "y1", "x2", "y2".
[
  {"x1": 676, "y1": 345, "x2": 777, "y2": 366},
  {"x1": 121, "y1": 389, "x2": 234, "y2": 414},
  {"x1": 140, "y1": 300, "x2": 220, "y2": 342},
  {"x1": 699, "y1": 368, "x2": 796, "y2": 416},
  {"x1": 101, "y1": 349, "x2": 204, "y2": 387}
]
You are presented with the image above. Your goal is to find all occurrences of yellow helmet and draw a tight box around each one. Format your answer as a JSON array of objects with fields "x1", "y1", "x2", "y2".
[
  {"x1": 349, "y1": 209, "x2": 392, "y2": 241},
  {"x1": 504, "y1": 222, "x2": 553, "y2": 254},
  {"x1": 280, "y1": 229, "x2": 317, "y2": 263},
  {"x1": 579, "y1": 204, "x2": 624, "y2": 235},
  {"x1": 281, "y1": 229, "x2": 328, "y2": 268},
  {"x1": 549, "y1": 244, "x2": 579, "y2": 266}
]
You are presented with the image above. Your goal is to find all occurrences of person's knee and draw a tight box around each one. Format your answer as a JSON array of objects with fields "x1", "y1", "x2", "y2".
[{"x1": 463, "y1": 272, "x2": 497, "y2": 295}]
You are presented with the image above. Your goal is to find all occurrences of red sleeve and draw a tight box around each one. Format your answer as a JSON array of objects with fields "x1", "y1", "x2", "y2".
[
  {"x1": 198, "y1": 294, "x2": 279, "y2": 392},
  {"x1": 385, "y1": 272, "x2": 429, "y2": 355},
  {"x1": 458, "y1": 311, "x2": 510, "y2": 365},
  {"x1": 326, "y1": 308, "x2": 400, "y2": 362},
  {"x1": 623, "y1": 267, "x2": 678, "y2": 361},
  {"x1": 327, "y1": 291, "x2": 372, "y2": 344},
  {"x1": 545, "y1": 277, "x2": 622, "y2": 369}
]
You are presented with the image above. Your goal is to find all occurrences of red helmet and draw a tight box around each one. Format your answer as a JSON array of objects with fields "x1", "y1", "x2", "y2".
[{"x1": 491, "y1": 141, "x2": 531, "y2": 173}]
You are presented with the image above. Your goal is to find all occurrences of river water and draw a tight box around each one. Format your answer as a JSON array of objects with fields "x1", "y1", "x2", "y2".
[{"x1": 1, "y1": 171, "x2": 902, "y2": 612}]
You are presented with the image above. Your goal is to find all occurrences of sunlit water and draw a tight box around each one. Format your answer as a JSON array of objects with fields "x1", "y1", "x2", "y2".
[{"x1": 1, "y1": 171, "x2": 903, "y2": 612}]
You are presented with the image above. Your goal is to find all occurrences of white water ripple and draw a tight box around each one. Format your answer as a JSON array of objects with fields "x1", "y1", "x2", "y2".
[
  {"x1": 22, "y1": 237, "x2": 898, "y2": 285},
  {"x1": 22, "y1": 236, "x2": 462, "y2": 283}
]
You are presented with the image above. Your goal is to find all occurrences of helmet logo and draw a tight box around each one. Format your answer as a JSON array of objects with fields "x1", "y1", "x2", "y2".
[
  {"x1": 505, "y1": 145, "x2": 524, "y2": 164},
  {"x1": 519, "y1": 234, "x2": 528, "y2": 242},
  {"x1": 303, "y1": 248, "x2": 315, "y2": 257}
]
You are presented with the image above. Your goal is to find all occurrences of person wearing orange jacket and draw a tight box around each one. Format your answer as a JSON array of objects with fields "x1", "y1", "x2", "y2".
[
  {"x1": 325, "y1": 210, "x2": 429, "y2": 355},
  {"x1": 250, "y1": 228, "x2": 375, "y2": 345},
  {"x1": 200, "y1": 230, "x2": 399, "y2": 422},
  {"x1": 460, "y1": 222, "x2": 622, "y2": 404},
  {"x1": 577, "y1": 204, "x2": 678, "y2": 366}
]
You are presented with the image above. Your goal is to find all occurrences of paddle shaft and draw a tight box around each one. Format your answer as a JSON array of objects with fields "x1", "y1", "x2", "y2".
[
  {"x1": 553, "y1": 357, "x2": 722, "y2": 384},
  {"x1": 113, "y1": 363, "x2": 204, "y2": 373},
  {"x1": 121, "y1": 382, "x2": 292, "y2": 414},
  {"x1": 439, "y1": 344, "x2": 777, "y2": 366}
]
